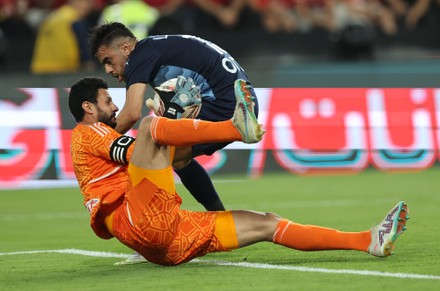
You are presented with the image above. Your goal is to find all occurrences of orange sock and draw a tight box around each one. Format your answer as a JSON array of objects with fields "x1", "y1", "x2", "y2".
[
  {"x1": 273, "y1": 219, "x2": 371, "y2": 252},
  {"x1": 150, "y1": 117, "x2": 242, "y2": 146}
]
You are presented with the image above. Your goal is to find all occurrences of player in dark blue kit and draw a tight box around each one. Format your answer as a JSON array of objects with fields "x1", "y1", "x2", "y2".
[{"x1": 89, "y1": 22, "x2": 259, "y2": 214}]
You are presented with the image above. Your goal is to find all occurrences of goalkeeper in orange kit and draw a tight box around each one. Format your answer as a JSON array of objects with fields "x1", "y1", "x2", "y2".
[{"x1": 69, "y1": 76, "x2": 408, "y2": 266}]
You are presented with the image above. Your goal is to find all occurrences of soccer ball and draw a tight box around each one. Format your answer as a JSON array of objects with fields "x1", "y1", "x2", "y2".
[{"x1": 147, "y1": 77, "x2": 202, "y2": 119}]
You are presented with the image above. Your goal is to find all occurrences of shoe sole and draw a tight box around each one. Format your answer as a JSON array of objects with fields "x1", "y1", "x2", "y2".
[{"x1": 381, "y1": 201, "x2": 408, "y2": 256}]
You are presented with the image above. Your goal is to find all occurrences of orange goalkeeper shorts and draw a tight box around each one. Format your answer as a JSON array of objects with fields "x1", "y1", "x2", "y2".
[{"x1": 110, "y1": 163, "x2": 237, "y2": 266}]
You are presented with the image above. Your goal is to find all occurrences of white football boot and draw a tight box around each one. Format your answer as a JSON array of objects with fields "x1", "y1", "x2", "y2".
[{"x1": 368, "y1": 201, "x2": 409, "y2": 257}]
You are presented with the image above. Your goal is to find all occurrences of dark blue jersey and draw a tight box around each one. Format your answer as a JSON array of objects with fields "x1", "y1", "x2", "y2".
[
  {"x1": 124, "y1": 35, "x2": 257, "y2": 122},
  {"x1": 124, "y1": 35, "x2": 259, "y2": 156}
]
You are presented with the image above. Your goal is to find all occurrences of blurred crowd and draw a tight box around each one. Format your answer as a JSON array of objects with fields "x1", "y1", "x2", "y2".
[{"x1": 0, "y1": 0, "x2": 439, "y2": 73}]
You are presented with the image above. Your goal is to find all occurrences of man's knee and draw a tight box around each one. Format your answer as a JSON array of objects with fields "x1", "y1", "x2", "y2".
[
  {"x1": 265, "y1": 212, "x2": 282, "y2": 221},
  {"x1": 172, "y1": 147, "x2": 193, "y2": 169},
  {"x1": 138, "y1": 116, "x2": 154, "y2": 138}
]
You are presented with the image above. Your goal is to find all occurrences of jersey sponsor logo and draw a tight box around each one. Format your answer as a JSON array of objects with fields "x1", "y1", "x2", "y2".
[
  {"x1": 110, "y1": 136, "x2": 135, "y2": 164},
  {"x1": 85, "y1": 198, "x2": 99, "y2": 213}
]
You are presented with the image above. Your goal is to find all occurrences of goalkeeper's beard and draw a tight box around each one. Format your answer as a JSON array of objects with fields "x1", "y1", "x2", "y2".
[{"x1": 97, "y1": 108, "x2": 117, "y2": 129}]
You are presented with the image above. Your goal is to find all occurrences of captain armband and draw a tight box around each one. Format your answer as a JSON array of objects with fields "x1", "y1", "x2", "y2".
[{"x1": 110, "y1": 136, "x2": 135, "y2": 164}]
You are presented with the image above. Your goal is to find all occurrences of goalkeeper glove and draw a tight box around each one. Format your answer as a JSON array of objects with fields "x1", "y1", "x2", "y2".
[{"x1": 147, "y1": 76, "x2": 202, "y2": 119}]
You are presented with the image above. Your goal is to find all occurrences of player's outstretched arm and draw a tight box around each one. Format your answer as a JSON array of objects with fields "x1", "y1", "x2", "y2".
[{"x1": 115, "y1": 83, "x2": 148, "y2": 134}]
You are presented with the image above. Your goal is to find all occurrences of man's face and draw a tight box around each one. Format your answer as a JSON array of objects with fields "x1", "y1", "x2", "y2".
[
  {"x1": 95, "y1": 89, "x2": 119, "y2": 128},
  {"x1": 96, "y1": 41, "x2": 129, "y2": 83}
]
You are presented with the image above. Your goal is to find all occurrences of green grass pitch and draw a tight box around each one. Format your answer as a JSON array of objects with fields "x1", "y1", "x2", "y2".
[{"x1": 1, "y1": 168, "x2": 440, "y2": 290}]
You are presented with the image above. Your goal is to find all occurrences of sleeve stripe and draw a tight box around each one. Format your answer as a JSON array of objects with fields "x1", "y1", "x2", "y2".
[
  {"x1": 89, "y1": 166, "x2": 123, "y2": 184},
  {"x1": 89, "y1": 122, "x2": 110, "y2": 136},
  {"x1": 150, "y1": 116, "x2": 160, "y2": 143}
]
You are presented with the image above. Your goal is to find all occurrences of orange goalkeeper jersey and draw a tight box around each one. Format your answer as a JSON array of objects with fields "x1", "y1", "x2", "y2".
[{"x1": 70, "y1": 122, "x2": 135, "y2": 239}]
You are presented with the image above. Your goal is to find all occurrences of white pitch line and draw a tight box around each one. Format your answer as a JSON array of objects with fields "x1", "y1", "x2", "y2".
[
  {"x1": 0, "y1": 249, "x2": 129, "y2": 259},
  {"x1": 1, "y1": 249, "x2": 440, "y2": 280},
  {"x1": 0, "y1": 212, "x2": 87, "y2": 221},
  {"x1": 192, "y1": 259, "x2": 440, "y2": 280}
]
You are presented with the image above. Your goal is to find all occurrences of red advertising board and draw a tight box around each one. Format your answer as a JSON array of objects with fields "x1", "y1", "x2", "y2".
[{"x1": 1, "y1": 88, "x2": 439, "y2": 188}]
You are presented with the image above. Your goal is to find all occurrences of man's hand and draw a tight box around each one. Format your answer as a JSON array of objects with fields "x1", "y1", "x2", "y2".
[
  {"x1": 146, "y1": 94, "x2": 165, "y2": 117},
  {"x1": 147, "y1": 76, "x2": 202, "y2": 119}
]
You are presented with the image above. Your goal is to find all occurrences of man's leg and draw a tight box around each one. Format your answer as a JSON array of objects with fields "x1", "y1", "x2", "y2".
[
  {"x1": 173, "y1": 146, "x2": 225, "y2": 211},
  {"x1": 150, "y1": 78, "x2": 264, "y2": 146},
  {"x1": 116, "y1": 80, "x2": 262, "y2": 264},
  {"x1": 144, "y1": 111, "x2": 261, "y2": 213},
  {"x1": 129, "y1": 118, "x2": 173, "y2": 171},
  {"x1": 114, "y1": 117, "x2": 176, "y2": 266},
  {"x1": 154, "y1": 78, "x2": 261, "y2": 210},
  {"x1": 115, "y1": 93, "x2": 259, "y2": 263},
  {"x1": 217, "y1": 201, "x2": 409, "y2": 257},
  {"x1": 175, "y1": 158, "x2": 225, "y2": 211}
]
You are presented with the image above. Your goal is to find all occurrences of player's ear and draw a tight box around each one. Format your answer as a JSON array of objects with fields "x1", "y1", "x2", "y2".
[
  {"x1": 121, "y1": 41, "x2": 132, "y2": 56},
  {"x1": 82, "y1": 101, "x2": 94, "y2": 114}
]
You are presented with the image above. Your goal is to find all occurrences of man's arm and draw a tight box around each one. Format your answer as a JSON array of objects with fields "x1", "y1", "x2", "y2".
[{"x1": 115, "y1": 83, "x2": 148, "y2": 134}]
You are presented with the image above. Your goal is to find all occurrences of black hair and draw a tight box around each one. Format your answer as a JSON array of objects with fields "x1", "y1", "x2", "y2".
[
  {"x1": 88, "y1": 22, "x2": 136, "y2": 56},
  {"x1": 68, "y1": 77, "x2": 109, "y2": 122}
]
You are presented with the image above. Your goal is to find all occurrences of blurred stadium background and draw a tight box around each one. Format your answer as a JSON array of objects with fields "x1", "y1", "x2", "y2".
[
  {"x1": 1, "y1": 2, "x2": 440, "y2": 289},
  {"x1": 2, "y1": 0, "x2": 440, "y2": 189}
]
